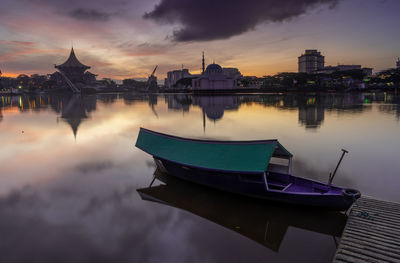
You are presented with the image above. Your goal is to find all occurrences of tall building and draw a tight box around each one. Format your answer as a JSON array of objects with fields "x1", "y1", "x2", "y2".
[
  {"x1": 298, "y1": 50, "x2": 325, "y2": 73},
  {"x1": 55, "y1": 48, "x2": 92, "y2": 83},
  {"x1": 165, "y1": 69, "x2": 197, "y2": 89},
  {"x1": 397, "y1": 58, "x2": 400, "y2": 69}
]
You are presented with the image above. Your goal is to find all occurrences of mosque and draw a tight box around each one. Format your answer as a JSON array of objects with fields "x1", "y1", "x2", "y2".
[{"x1": 192, "y1": 63, "x2": 240, "y2": 91}]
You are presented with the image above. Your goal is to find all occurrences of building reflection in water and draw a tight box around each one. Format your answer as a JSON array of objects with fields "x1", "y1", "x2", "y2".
[
  {"x1": 194, "y1": 96, "x2": 239, "y2": 120},
  {"x1": 194, "y1": 96, "x2": 240, "y2": 131},
  {"x1": 59, "y1": 95, "x2": 97, "y2": 138},
  {"x1": 0, "y1": 92, "x2": 399, "y2": 136},
  {"x1": 166, "y1": 94, "x2": 192, "y2": 112},
  {"x1": 0, "y1": 94, "x2": 97, "y2": 139},
  {"x1": 378, "y1": 95, "x2": 400, "y2": 120},
  {"x1": 138, "y1": 169, "x2": 346, "y2": 252},
  {"x1": 298, "y1": 96, "x2": 325, "y2": 129}
]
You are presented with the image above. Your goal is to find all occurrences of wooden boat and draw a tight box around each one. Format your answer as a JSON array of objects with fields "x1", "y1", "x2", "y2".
[
  {"x1": 137, "y1": 169, "x2": 347, "y2": 252},
  {"x1": 135, "y1": 128, "x2": 361, "y2": 211}
]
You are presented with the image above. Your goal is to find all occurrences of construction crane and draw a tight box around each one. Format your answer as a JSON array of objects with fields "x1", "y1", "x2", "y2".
[
  {"x1": 146, "y1": 65, "x2": 158, "y2": 92},
  {"x1": 0, "y1": 68, "x2": 3, "y2": 90}
]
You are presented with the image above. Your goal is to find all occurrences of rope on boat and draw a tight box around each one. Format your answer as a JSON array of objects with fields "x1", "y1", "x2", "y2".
[
  {"x1": 351, "y1": 196, "x2": 378, "y2": 221},
  {"x1": 355, "y1": 211, "x2": 375, "y2": 220}
]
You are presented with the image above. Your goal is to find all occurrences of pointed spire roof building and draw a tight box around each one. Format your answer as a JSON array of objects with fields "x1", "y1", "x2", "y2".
[
  {"x1": 55, "y1": 48, "x2": 90, "y2": 70},
  {"x1": 202, "y1": 51, "x2": 205, "y2": 74}
]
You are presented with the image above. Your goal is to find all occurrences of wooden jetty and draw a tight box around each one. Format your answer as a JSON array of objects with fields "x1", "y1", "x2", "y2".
[{"x1": 333, "y1": 196, "x2": 400, "y2": 263}]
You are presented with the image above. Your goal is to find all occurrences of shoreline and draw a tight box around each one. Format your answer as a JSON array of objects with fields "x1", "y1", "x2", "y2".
[{"x1": 0, "y1": 88, "x2": 398, "y2": 97}]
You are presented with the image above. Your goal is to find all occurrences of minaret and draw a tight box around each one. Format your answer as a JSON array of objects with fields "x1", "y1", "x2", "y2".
[
  {"x1": 202, "y1": 51, "x2": 205, "y2": 74},
  {"x1": 203, "y1": 109, "x2": 206, "y2": 133}
]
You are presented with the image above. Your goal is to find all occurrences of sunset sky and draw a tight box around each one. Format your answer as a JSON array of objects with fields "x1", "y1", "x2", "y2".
[{"x1": 0, "y1": 0, "x2": 399, "y2": 80}]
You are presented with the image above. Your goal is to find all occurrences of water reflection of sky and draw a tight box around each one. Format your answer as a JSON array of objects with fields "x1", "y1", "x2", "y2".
[{"x1": 0, "y1": 93, "x2": 400, "y2": 262}]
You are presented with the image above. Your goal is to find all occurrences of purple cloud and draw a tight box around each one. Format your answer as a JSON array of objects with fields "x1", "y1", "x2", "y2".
[
  {"x1": 144, "y1": 0, "x2": 339, "y2": 41},
  {"x1": 68, "y1": 8, "x2": 113, "y2": 22}
]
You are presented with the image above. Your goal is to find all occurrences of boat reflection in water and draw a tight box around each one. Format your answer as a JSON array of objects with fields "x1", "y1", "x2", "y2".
[{"x1": 137, "y1": 169, "x2": 347, "y2": 252}]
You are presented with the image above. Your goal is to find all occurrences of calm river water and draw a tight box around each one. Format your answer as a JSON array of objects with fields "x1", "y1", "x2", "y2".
[{"x1": 0, "y1": 92, "x2": 399, "y2": 263}]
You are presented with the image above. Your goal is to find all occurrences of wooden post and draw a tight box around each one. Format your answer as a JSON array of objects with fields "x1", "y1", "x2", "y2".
[{"x1": 288, "y1": 157, "x2": 292, "y2": 175}]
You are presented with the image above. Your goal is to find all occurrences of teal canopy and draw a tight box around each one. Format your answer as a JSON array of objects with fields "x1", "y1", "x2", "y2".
[{"x1": 135, "y1": 128, "x2": 292, "y2": 173}]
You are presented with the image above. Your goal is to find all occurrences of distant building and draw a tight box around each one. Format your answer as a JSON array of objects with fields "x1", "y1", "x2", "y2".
[
  {"x1": 336, "y1": 65, "x2": 372, "y2": 75},
  {"x1": 315, "y1": 64, "x2": 373, "y2": 76},
  {"x1": 54, "y1": 48, "x2": 95, "y2": 84},
  {"x1": 240, "y1": 76, "x2": 263, "y2": 89},
  {"x1": 336, "y1": 64, "x2": 362, "y2": 71},
  {"x1": 397, "y1": 58, "x2": 400, "y2": 69},
  {"x1": 122, "y1": 78, "x2": 146, "y2": 90},
  {"x1": 315, "y1": 66, "x2": 338, "y2": 74},
  {"x1": 192, "y1": 63, "x2": 239, "y2": 91},
  {"x1": 361, "y1": 67, "x2": 373, "y2": 76},
  {"x1": 165, "y1": 69, "x2": 199, "y2": 89},
  {"x1": 298, "y1": 50, "x2": 325, "y2": 73}
]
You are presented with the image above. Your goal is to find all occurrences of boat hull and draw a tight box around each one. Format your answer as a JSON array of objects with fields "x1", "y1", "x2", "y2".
[{"x1": 155, "y1": 158, "x2": 356, "y2": 211}]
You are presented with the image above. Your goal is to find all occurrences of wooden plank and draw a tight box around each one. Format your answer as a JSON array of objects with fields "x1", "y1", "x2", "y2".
[
  {"x1": 347, "y1": 215, "x2": 400, "y2": 231},
  {"x1": 341, "y1": 235, "x2": 400, "y2": 252},
  {"x1": 346, "y1": 221, "x2": 400, "y2": 236},
  {"x1": 336, "y1": 249, "x2": 391, "y2": 263},
  {"x1": 351, "y1": 207, "x2": 400, "y2": 224},
  {"x1": 353, "y1": 204, "x2": 400, "y2": 217},
  {"x1": 339, "y1": 244, "x2": 400, "y2": 262},
  {"x1": 332, "y1": 197, "x2": 400, "y2": 263},
  {"x1": 351, "y1": 207, "x2": 400, "y2": 222},
  {"x1": 340, "y1": 237, "x2": 400, "y2": 256},
  {"x1": 355, "y1": 203, "x2": 400, "y2": 213},
  {"x1": 359, "y1": 199, "x2": 399, "y2": 208},
  {"x1": 343, "y1": 229, "x2": 400, "y2": 246}
]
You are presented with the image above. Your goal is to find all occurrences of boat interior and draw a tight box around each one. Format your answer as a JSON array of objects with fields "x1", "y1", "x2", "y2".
[{"x1": 239, "y1": 154, "x2": 342, "y2": 194}]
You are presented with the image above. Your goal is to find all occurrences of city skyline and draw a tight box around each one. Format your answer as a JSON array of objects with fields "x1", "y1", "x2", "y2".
[{"x1": 0, "y1": 0, "x2": 399, "y2": 79}]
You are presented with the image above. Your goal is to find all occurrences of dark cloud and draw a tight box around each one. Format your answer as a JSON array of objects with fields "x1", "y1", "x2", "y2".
[
  {"x1": 68, "y1": 8, "x2": 113, "y2": 21},
  {"x1": 144, "y1": 0, "x2": 339, "y2": 41},
  {"x1": 16, "y1": 0, "x2": 131, "y2": 21},
  {"x1": 75, "y1": 160, "x2": 114, "y2": 174}
]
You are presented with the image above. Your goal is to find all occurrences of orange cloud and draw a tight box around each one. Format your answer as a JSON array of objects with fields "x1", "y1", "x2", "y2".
[
  {"x1": 0, "y1": 40, "x2": 36, "y2": 46},
  {"x1": 1, "y1": 72, "x2": 20, "y2": 78},
  {"x1": 0, "y1": 40, "x2": 65, "y2": 63}
]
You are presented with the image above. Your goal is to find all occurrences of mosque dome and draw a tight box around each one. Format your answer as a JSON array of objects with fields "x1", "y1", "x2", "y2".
[
  {"x1": 206, "y1": 109, "x2": 224, "y2": 121},
  {"x1": 205, "y1": 63, "x2": 223, "y2": 74}
]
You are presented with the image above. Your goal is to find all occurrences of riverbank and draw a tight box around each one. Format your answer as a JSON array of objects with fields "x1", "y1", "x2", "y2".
[{"x1": 1, "y1": 86, "x2": 398, "y2": 96}]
